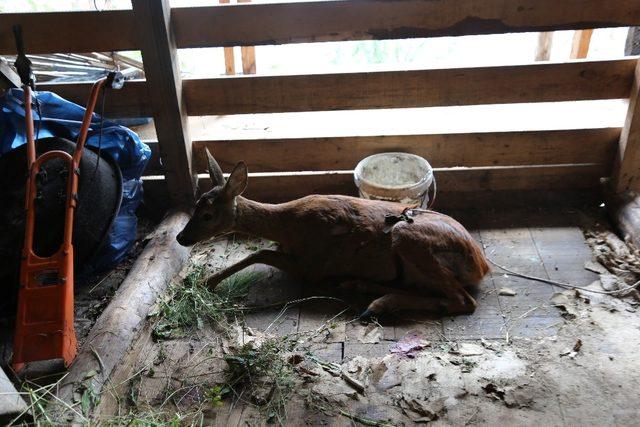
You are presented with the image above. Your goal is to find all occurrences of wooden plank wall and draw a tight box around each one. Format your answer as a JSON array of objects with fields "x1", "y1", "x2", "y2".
[{"x1": 5, "y1": 1, "x2": 640, "y2": 206}]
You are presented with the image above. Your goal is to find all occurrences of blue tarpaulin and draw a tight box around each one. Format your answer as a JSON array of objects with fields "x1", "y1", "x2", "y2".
[{"x1": 0, "y1": 88, "x2": 150, "y2": 272}]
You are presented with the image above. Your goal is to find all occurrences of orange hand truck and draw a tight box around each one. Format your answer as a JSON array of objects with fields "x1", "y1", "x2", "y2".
[{"x1": 11, "y1": 25, "x2": 124, "y2": 372}]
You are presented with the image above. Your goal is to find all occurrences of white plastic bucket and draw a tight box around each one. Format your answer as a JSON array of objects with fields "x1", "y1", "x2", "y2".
[{"x1": 354, "y1": 152, "x2": 436, "y2": 208}]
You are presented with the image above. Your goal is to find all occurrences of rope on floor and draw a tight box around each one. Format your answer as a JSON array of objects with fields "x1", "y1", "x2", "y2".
[{"x1": 487, "y1": 257, "x2": 640, "y2": 296}]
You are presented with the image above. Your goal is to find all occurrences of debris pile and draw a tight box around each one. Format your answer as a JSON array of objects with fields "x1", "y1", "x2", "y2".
[{"x1": 584, "y1": 230, "x2": 640, "y2": 300}]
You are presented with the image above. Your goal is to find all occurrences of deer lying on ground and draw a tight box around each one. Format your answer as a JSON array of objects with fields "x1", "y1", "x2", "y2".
[{"x1": 176, "y1": 150, "x2": 489, "y2": 318}]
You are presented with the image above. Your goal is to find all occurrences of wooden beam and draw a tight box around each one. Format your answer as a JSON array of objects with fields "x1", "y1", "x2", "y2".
[
  {"x1": 38, "y1": 80, "x2": 151, "y2": 118},
  {"x1": 0, "y1": 10, "x2": 136, "y2": 55},
  {"x1": 54, "y1": 212, "x2": 190, "y2": 421},
  {"x1": 40, "y1": 59, "x2": 636, "y2": 118},
  {"x1": 183, "y1": 128, "x2": 620, "y2": 174},
  {"x1": 570, "y1": 29, "x2": 594, "y2": 59},
  {"x1": 172, "y1": 0, "x2": 640, "y2": 49},
  {"x1": 612, "y1": 60, "x2": 640, "y2": 193},
  {"x1": 3, "y1": 1, "x2": 638, "y2": 56},
  {"x1": 132, "y1": 0, "x2": 196, "y2": 206},
  {"x1": 184, "y1": 59, "x2": 636, "y2": 115},
  {"x1": 145, "y1": 180, "x2": 599, "y2": 211},
  {"x1": 627, "y1": 27, "x2": 640, "y2": 56},
  {"x1": 242, "y1": 165, "x2": 608, "y2": 199},
  {"x1": 535, "y1": 32, "x2": 554, "y2": 61},
  {"x1": 144, "y1": 164, "x2": 606, "y2": 205}
]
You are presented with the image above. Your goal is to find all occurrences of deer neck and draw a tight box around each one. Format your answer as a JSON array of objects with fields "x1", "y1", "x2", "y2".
[{"x1": 234, "y1": 197, "x2": 287, "y2": 242}]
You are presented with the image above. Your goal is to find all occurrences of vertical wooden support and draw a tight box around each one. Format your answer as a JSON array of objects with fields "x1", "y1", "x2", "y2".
[
  {"x1": 219, "y1": 0, "x2": 236, "y2": 75},
  {"x1": 626, "y1": 27, "x2": 640, "y2": 56},
  {"x1": 535, "y1": 32, "x2": 553, "y2": 61},
  {"x1": 570, "y1": 29, "x2": 593, "y2": 59},
  {"x1": 612, "y1": 59, "x2": 640, "y2": 194},
  {"x1": 238, "y1": 0, "x2": 256, "y2": 75},
  {"x1": 223, "y1": 47, "x2": 236, "y2": 75},
  {"x1": 241, "y1": 45, "x2": 256, "y2": 74},
  {"x1": 132, "y1": 0, "x2": 196, "y2": 206}
]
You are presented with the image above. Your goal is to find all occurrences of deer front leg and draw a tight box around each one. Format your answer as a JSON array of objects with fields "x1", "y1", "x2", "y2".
[{"x1": 206, "y1": 249, "x2": 297, "y2": 289}]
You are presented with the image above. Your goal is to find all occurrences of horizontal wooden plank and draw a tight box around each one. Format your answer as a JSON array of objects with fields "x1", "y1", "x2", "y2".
[
  {"x1": 143, "y1": 164, "x2": 608, "y2": 205},
  {"x1": 241, "y1": 165, "x2": 608, "y2": 200},
  {"x1": 0, "y1": 10, "x2": 137, "y2": 55},
  {"x1": 172, "y1": 0, "x2": 640, "y2": 48},
  {"x1": 184, "y1": 59, "x2": 636, "y2": 115},
  {"x1": 3, "y1": 1, "x2": 639, "y2": 55},
  {"x1": 35, "y1": 59, "x2": 636, "y2": 118},
  {"x1": 184, "y1": 128, "x2": 620, "y2": 173},
  {"x1": 142, "y1": 183, "x2": 600, "y2": 213},
  {"x1": 37, "y1": 80, "x2": 151, "y2": 118}
]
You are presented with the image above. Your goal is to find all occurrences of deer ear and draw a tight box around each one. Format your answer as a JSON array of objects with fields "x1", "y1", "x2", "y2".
[
  {"x1": 223, "y1": 161, "x2": 248, "y2": 199},
  {"x1": 206, "y1": 148, "x2": 225, "y2": 186}
]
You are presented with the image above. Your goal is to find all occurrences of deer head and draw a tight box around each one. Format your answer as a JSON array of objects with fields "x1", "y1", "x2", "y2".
[{"x1": 176, "y1": 149, "x2": 247, "y2": 246}]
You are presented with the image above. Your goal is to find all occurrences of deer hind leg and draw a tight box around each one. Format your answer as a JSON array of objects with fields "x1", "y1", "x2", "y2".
[
  {"x1": 339, "y1": 279, "x2": 411, "y2": 296},
  {"x1": 360, "y1": 293, "x2": 451, "y2": 320},
  {"x1": 206, "y1": 249, "x2": 298, "y2": 289},
  {"x1": 361, "y1": 281, "x2": 476, "y2": 319},
  {"x1": 360, "y1": 255, "x2": 477, "y2": 319},
  {"x1": 337, "y1": 279, "x2": 445, "y2": 320}
]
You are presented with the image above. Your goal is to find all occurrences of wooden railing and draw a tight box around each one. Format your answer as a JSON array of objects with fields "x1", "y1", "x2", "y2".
[{"x1": 2, "y1": 0, "x2": 640, "y2": 207}]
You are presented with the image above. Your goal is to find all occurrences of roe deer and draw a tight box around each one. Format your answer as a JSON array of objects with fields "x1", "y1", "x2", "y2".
[{"x1": 176, "y1": 150, "x2": 489, "y2": 318}]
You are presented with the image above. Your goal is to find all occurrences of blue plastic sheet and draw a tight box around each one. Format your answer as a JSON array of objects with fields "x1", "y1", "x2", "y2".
[{"x1": 0, "y1": 88, "x2": 151, "y2": 272}]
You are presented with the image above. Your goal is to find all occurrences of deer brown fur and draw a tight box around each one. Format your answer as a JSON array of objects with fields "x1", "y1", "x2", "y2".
[{"x1": 177, "y1": 150, "x2": 489, "y2": 318}]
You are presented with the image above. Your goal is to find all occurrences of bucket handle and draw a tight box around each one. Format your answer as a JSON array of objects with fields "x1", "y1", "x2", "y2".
[{"x1": 424, "y1": 176, "x2": 437, "y2": 210}]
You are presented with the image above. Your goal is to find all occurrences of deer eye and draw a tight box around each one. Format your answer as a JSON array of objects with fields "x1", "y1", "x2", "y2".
[{"x1": 202, "y1": 213, "x2": 213, "y2": 221}]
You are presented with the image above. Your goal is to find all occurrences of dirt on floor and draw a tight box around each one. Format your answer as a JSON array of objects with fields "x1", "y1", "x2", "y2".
[{"x1": 82, "y1": 206, "x2": 640, "y2": 427}]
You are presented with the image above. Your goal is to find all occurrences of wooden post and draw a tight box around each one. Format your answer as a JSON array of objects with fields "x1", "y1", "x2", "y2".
[
  {"x1": 241, "y1": 45, "x2": 256, "y2": 74},
  {"x1": 570, "y1": 29, "x2": 593, "y2": 59},
  {"x1": 224, "y1": 47, "x2": 236, "y2": 75},
  {"x1": 132, "y1": 0, "x2": 196, "y2": 206},
  {"x1": 607, "y1": 59, "x2": 640, "y2": 247},
  {"x1": 611, "y1": 59, "x2": 640, "y2": 194},
  {"x1": 238, "y1": 0, "x2": 257, "y2": 75},
  {"x1": 535, "y1": 32, "x2": 553, "y2": 61},
  {"x1": 626, "y1": 27, "x2": 640, "y2": 56},
  {"x1": 219, "y1": 0, "x2": 236, "y2": 75}
]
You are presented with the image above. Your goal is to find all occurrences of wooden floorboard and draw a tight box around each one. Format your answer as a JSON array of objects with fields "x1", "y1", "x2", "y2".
[
  {"x1": 89, "y1": 206, "x2": 603, "y2": 425},
  {"x1": 204, "y1": 207, "x2": 593, "y2": 363}
]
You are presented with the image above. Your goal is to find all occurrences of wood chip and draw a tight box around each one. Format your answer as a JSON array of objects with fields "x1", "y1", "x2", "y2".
[{"x1": 499, "y1": 287, "x2": 517, "y2": 296}]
